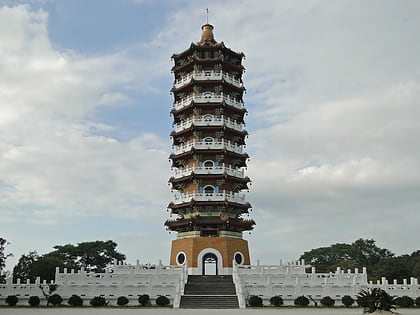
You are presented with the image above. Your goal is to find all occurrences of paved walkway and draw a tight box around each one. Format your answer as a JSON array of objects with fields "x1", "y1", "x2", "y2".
[{"x1": 1, "y1": 308, "x2": 419, "y2": 315}]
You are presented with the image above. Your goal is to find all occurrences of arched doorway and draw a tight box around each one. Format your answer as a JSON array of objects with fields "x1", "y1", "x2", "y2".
[{"x1": 202, "y1": 253, "x2": 218, "y2": 275}]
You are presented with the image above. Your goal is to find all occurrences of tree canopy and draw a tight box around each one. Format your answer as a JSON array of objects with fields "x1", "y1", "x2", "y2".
[
  {"x1": 300, "y1": 238, "x2": 418, "y2": 281},
  {"x1": 13, "y1": 240, "x2": 125, "y2": 283},
  {"x1": 0, "y1": 237, "x2": 12, "y2": 283}
]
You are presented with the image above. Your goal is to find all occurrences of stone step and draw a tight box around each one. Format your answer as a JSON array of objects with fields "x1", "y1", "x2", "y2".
[{"x1": 180, "y1": 295, "x2": 239, "y2": 309}]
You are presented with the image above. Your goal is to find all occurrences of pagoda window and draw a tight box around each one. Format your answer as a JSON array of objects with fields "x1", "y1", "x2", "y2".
[
  {"x1": 203, "y1": 92, "x2": 212, "y2": 98},
  {"x1": 204, "y1": 71, "x2": 211, "y2": 76},
  {"x1": 203, "y1": 114, "x2": 213, "y2": 121},
  {"x1": 204, "y1": 137, "x2": 214, "y2": 144},
  {"x1": 204, "y1": 160, "x2": 214, "y2": 168},
  {"x1": 204, "y1": 185, "x2": 215, "y2": 194}
]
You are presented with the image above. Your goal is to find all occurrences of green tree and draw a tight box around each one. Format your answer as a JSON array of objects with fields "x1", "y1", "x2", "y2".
[
  {"x1": 352, "y1": 238, "x2": 394, "y2": 268},
  {"x1": 0, "y1": 237, "x2": 12, "y2": 283},
  {"x1": 12, "y1": 240, "x2": 125, "y2": 282},
  {"x1": 299, "y1": 239, "x2": 396, "y2": 275},
  {"x1": 49, "y1": 240, "x2": 126, "y2": 272},
  {"x1": 300, "y1": 243, "x2": 362, "y2": 272}
]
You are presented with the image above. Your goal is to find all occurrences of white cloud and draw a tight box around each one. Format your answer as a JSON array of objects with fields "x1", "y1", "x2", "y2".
[{"x1": 0, "y1": 5, "x2": 171, "y2": 228}]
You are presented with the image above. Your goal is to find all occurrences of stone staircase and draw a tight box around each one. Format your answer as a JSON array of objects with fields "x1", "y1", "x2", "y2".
[{"x1": 179, "y1": 275, "x2": 239, "y2": 309}]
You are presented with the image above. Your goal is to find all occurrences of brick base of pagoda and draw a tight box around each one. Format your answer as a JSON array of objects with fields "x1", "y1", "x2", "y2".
[{"x1": 170, "y1": 237, "x2": 250, "y2": 275}]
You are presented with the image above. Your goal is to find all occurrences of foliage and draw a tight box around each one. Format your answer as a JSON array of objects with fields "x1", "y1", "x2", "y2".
[
  {"x1": 5, "y1": 295, "x2": 18, "y2": 306},
  {"x1": 356, "y1": 288, "x2": 398, "y2": 313},
  {"x1": 248, "y1": 295, "x2": 263, "y2": 307},
  {"x1": 269, "y1": 295, "x2": 283, "y2": 306},
  {"x1": 12, "y1": 240, "x2": 126, "y2": 283},
  {"x1": 294, "y1": 295, "x2": 309, "y2": 307},
  {"x1": 320, "y1": 296, "x2": 335, "y2": 307},
  {"x1": 68, "y1": 294, "x2": 83, "y2": 307},
  {"x1": 28, "y1": 296, "x2": 41, "y2": 307},
  {"x1": 138, "y1": 294, "x2": 150, "y2": 306},
  {"x1": 155, "y1": 295, "x2": 170, "y2": 307},
  {"x1": 50, "y1": 240, "x2": 126, "y2": 272},
  {"x1": 48, "y1": 293, "x2": 63, "y2": 306},
  {"x1": 341, "y1": 295, "x2": 354, "y2": 307},
  {"x1": 90, "y1": 296, "x2": 108, "y2": 307},
  {"x1": 396, "y1": 295, "x2": 414, "y2": 307},
  {"x1": 300, "y1": 238, "x2": 394, "y2": 273},
  {"x1": 0, "y1": 238, "x2": 12, "y2": 283},
  {"x1": 415, "y1": 296, "x2": 420, "y2": 307},
  {"x1": 117, "y1": 296, "x2": 129, "y2": 306},
  {"x1": 371, "y1": 251, "x2": 420, "y2": 282}
]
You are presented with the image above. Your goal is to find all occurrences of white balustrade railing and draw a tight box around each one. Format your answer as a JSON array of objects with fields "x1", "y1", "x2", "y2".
[
  {"x1": 173, "y1": 71, "x2": 243, "y2": 89},
  {"x1": 172, "y1": 190, "x2": 247, "y2": 205},
  {"x1": 172, "y1": 139, "x2": 244, "y2": 155},
  {"x1": 233, "y1": 262, "x2": 246, "y2": 309},
  {"x1": 173, "y1": 116, "x2": 244, "y2": 133},
  {"x1": 173, "y1": 164, "x2": 245, "y2": 179},
  {"x1": 173, "y1": 93, "x2": 244, "y2": 111}
]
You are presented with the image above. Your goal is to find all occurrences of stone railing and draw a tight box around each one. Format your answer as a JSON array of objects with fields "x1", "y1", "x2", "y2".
[
  {"x1": 173, "y1": 71, "x2": 243, "y2": 89},
  {"x1": 172, "y1": 190, "x2": 247, "y2": 205},
  {"x1": 232, "y1": 261, "x2": 246, "y2": 308},
  {"x1": 172, "y1": 139, "x2": 244, "y2": 155},
  {"x1": 173, "y1": 116, "x2": 244, "y2": 133},
  {"x1": 173, "y1": 164, "x2": 245, "y2": 179},
  {"x1": 173, "y1": 93, "x2": 244, "y2": 111}
]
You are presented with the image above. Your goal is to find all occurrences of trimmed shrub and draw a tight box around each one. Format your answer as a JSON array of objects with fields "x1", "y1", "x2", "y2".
[
  {"x1": 5, "y1": 295, "x2": 18, "y2": 306},
  {"x1": 320, "y1": 296, "x2": 335, "y2": 307},
  {"x1": 248, "y1": 295, "x2": 263, "y2": 307},
  {"x1": 342, "y1": 295, "x2": 354, "y2": 307},
  {"x1": 155, "y1": 295, "x2": 170, "y2": 307},
  {"x1": 294, "y1": 295, "x2": 309, "y2": 307},
  {"x1": 270, "y1": 295, "x2": 283, "y2": 306},
  {"x1": 28, "y1": 296, "x2": 40, "y2": 307},
  {"x1": 415, "y1": 296, "x2": 420, "y2": 307},
  {"x1": 396, "y1": 295, "x2": 414, "y2": 307},
  {"x1": 117, "y1": 296, "x2": 129, "y2": 306},
  {"x1": 48, "y1": 294, "x2": 63, "y2": 306},
  {"x1": 90, "y1": 296, "x2": 108, "y2": 307},
  {"x1": 138, "y1": 294, "x2": 150, "y2": 306},
  {"x1": 68, "y1": 295, "x2": 83, "y2": 307}
]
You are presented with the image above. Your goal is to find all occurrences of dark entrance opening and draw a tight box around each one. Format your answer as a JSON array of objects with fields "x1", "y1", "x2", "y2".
[{"x1": 202, "y1": 253, "x2": 218, "y2": 275}]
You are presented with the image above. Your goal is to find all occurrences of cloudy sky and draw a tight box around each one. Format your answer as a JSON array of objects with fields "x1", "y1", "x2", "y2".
[{"x1": 1, "y1": 0, "x2": 419, "y2": 271}]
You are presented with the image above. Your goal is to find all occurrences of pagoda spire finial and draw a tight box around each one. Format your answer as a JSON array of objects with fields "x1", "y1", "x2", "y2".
[{"x1": 199, "y1": 23, "x2": 216, "y2": 46}]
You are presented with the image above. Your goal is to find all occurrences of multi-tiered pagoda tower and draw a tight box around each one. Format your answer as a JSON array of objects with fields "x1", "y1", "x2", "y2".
[{"x1": 165, "y1": 24, "x2": 255, "y2": 275}]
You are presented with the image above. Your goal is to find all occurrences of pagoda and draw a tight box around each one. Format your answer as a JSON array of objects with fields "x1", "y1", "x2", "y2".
[{"x1": 165, "y1": 24, "x2": 255, "y2": 275}]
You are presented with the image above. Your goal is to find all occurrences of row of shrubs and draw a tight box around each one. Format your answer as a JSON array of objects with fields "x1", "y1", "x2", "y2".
[
  {"x1": 3, "y1": 294, "x2": 170, "y2": 307},
  {"x1": 248, "y1": 294, "x2": 420, "y2": 307}
]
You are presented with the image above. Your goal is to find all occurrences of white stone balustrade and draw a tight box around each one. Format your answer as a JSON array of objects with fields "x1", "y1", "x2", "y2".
[
  {"x1": 173, "y1": 164, "x2": 245, "y2": 179},
  {"x1": 172, "y1": 190, "x2": 247, "y2": 205},
  {"x1": 172, "y1": 139, "x2": 244, "y2": 155},
  {"x1": 173, "y1": 71, "x2": 243, "y2": 89},
  {"x1": 173, "y1": 116, "x2": 244, "y2": 133},
  {"x1": 173, "y1": 93, "x2": 244, "y2": 111}
]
